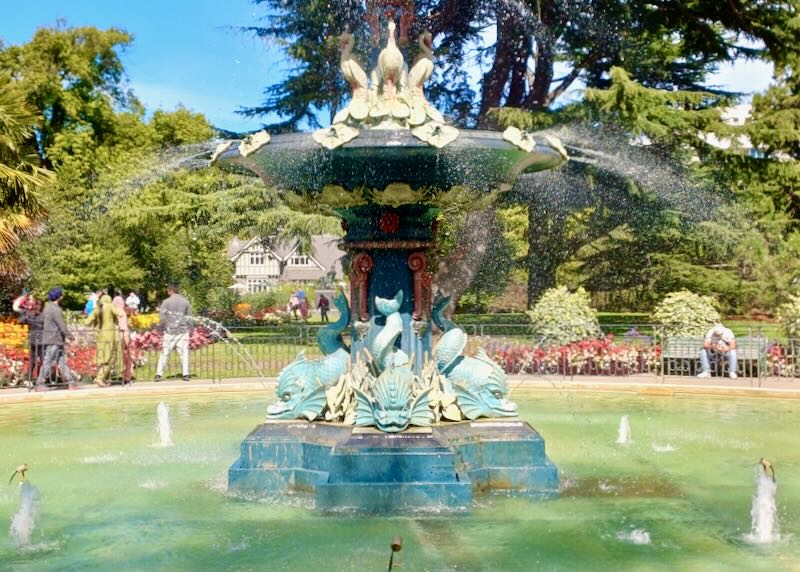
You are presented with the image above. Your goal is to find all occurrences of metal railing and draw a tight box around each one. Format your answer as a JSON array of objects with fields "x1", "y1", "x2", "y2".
[{"x1": 7, "y1": 322, "x2": 800, "y2": 387}]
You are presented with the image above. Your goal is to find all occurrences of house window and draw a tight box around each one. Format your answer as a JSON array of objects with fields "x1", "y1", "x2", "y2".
[
  {"x1": 247, "y1": 279, "x2": 270, "y2": 293},
  {"x1": 249, "y1": 251, "x2": 265, "y2": 265},
  {"x1": 290, "y1": 255, "x2": 309, "y2": 265}
]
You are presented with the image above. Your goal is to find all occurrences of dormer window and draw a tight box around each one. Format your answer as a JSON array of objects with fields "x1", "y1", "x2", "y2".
[{"x1": 290, "y1": 255, "x2": 309, "y2": 265}]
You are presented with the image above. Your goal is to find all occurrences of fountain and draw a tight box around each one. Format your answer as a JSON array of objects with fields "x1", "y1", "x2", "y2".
[
  {"x1": 616, "y1": 415, "x2": 631, "y2": 445},
  {"x1": 155, "y1": 402, "x2": 174, "y2": 447},
  {"x1": 9, "y1": 481, "x2": 40, "y2": 548},
  {"x1": 745, "y1": 460, "x2": 780, "y2": 544},
  {"x1": 219, "y1": 4, "x2": 565, "y2": 512}
]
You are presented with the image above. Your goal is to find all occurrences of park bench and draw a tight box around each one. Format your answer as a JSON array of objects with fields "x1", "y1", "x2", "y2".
[{"x1": 661, "y1": 335, "x2": 766, "y2": 383}]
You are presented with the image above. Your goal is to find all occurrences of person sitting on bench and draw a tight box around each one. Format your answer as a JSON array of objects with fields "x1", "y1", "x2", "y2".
[{"x1": 697, "y1": 323, "x2": 737, "y2": 379}]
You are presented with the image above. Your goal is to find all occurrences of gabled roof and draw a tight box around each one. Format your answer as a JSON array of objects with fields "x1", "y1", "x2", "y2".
[{"x1": 227, "y1": 235, "x2": 346, "y2": 277}]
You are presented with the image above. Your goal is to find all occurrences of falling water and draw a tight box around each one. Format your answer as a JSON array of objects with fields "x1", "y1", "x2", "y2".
[
  {"x1": 744, "y1": 468, "x2": 780, "y2": 544},
  {"x1": 156, "y1": 402, "x2": 174, "y2": 447},
  {"x1": 9, "y1": 481, "x2": 40, "y2": 548},
  {"x1": 616, "y1": 415, "x2": 631, "y2": 444}
]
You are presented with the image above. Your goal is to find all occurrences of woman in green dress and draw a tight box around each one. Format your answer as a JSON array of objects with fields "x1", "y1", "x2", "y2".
[{"x1": 85, "y1": 293, "x2": 125, "y2": 387}]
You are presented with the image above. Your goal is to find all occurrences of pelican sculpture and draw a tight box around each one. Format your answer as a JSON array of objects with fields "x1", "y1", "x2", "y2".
[
  {"x1": 407, "y1": 31, "x2": 433, "y2": 99},
  {"x1": 378, "y1": 20, "x2": 405, "y2": 100},
  {"x1": 339, "y1": 32, "x2": 370, "y2": 120}
]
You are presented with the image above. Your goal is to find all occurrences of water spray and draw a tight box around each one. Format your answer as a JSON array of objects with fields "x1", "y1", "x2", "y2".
[{"x1": 387, "y1": 536, "x2": 403, "y2": 571}]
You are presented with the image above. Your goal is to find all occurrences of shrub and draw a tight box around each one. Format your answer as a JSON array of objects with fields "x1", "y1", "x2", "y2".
[
  {"x1": 778, "y1": 293, "x2": 800, "y2": 339},
  {"x1": 526, "y1": 286, "x2": 601, "y2": 346},
  {"x1": 651, "y1": 290, "x2": 720, "y2": 336}
]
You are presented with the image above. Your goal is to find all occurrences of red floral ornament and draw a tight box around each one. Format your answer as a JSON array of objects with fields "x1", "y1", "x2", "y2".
[{"x1": 378, "y1": 211, "x2": 400, "y2": 234}]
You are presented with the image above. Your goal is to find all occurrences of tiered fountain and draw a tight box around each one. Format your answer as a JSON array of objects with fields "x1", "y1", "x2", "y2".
[{"x1": 219, "y1": 2, "x2": 566, "y2": 513}]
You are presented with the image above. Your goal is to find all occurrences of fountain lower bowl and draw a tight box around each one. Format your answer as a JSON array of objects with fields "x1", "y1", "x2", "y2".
[{"x1": 228, "y1": 418, "x2": 558, "y2": 514}]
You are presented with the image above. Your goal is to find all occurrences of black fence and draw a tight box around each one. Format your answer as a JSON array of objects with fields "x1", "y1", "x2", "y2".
[{"x1": 8, "y1": 322, "x2": 799, "y2": 388}]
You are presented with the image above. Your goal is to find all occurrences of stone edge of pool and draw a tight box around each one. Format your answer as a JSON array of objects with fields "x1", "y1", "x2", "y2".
[{"x1": 1, "y1": 375, "x2": 799, "y2": 404}]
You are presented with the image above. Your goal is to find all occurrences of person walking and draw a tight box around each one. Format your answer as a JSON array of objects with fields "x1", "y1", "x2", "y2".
[
  {"x1": 155, "y1": 284, "x2": 192, "y2": 382},
  {"x1": 18, "y1": 298, "x2": 44, "y2": 383},
  {"x1": 84, "y1": 288, "x2": 100, "y2": 316},
  {"x1": 288, "y1": 292, "x2": 300, "y2": 320},
  {"x1": 113, "y1": 293, "x2": 133, "y2": 384},
  {"x1": 85, "y1": 293, "x2": 125, "y2": 387},
  {"x1": 317, "y1": 294, "x2": 330, "y2": 323},
  {"x1": 35, "y1": 287, "x2": 78, "y2": 391}
]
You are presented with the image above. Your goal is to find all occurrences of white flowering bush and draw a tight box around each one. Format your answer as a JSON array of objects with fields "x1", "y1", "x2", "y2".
[
  {"x1": 651, "y1": 290, "x2": 720, "y2": 336},
  {"x1": 527, "y1": 286, "x2": 601, "y2": 346},
  {"x1": 778, "y1": 293, "x2": 800, "y2": 339}
]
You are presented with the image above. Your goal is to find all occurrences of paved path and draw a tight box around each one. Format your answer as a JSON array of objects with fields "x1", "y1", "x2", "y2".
[{"x1": 1, "y1": 374, "x2": 798, "y2": 404}]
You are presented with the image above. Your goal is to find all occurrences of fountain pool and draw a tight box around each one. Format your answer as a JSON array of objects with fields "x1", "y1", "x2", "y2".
[{"x1": 2, "y1": 392, "x2": 798, "y2": 570}]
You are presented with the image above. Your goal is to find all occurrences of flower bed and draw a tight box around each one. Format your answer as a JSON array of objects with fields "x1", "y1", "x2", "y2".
[
  {"x1": 0, "y1": 317, "x2": 28, "y2": 348},
  {"x1": 485, "y1": 335, "x2": 661, "y2": 376},
  {"x1": 766, "y1": 342, "x2": 800, "y2": 377},
  {"x1": 130, "y1": 326, "x2": 221, "y2": 353}
]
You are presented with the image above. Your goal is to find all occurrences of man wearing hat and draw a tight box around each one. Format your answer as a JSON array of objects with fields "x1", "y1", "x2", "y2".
[{"x1": 35, "y1": 287, "x2": 78, "y2": 391}]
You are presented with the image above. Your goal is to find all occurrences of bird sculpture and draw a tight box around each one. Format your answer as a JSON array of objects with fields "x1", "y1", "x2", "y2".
[
  {"x1": 407, "y1": 31, "x2": 434, "y2": 100},
  {"x1": 8, "y1": 463, "x2": 28, "y2": 485},
  {"x1": 377, "y1": 20, "x2": 405, "y2": 100},
  {"x1": 339, "y1": 32, "x2": 370, "y2": 120}
]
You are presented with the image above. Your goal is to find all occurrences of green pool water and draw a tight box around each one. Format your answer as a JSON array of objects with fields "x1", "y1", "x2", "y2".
[{"x1": 1, "y1": 390, "x2": 799, "y2": 571}]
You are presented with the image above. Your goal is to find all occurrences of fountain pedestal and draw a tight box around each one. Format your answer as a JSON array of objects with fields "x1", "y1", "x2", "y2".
[{"x1": 228, "y1": 419, "x2": 558, "y2": 513}]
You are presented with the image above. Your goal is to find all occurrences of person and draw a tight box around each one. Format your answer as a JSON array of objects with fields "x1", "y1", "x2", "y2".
[
  {"x1": 113, "y1": 292, "x2": 133, "y2": 384},
  {"x1": 155, "y1": 284, "x2": 192, "y2": 382},
  {"x1": 288, "y1": 292, "x2": 300, "y2": 321},
  {"x1": 18, "y1": 298, "x2": 44, "y2": 383},
  {"x1": 125, "y1": 290, "x2": 140, "y2": 313},
  {"x1": 697, "y1": 323, "x2": 737, "y2": 379},
  {"x1": 12, "y1": 288, "x2": 33, "y2": 313},
  {"x1": 86, "y1": 293, "x2": 125, "y2": 387},
  {"x1": 84, "y1": 289, "x2": 100, "y2": 316},
  {"x1": 35, "y1": 287, "x2": 78, "y2": 391},
  {"x1": 317, "y1": 294, "x2": 330, "y2": 323},
  {"x1": 299, "y1": 297, "x2": 309, "y2": 321}
]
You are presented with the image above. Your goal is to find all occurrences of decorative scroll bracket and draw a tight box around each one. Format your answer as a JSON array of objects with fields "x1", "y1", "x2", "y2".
[{"x1": 352, "y1": 252, "x2": 374, "y2": 323}]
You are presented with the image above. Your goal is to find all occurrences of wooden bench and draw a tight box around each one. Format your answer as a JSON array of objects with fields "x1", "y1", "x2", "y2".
[{"x1": 661, "y1": 336, "x2": 766, "y2": 381}]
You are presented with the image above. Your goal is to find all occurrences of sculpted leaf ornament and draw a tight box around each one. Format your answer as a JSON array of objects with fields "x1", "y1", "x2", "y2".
[
  {"x1": 313, "y1": 123, "x2": 360, "y2": 150},
  {"x1": 411, "y1": 121, "x2": 459, "y2": 148},
  {"x1": 502, "y1": 126, "x2": 535, "y2": 152},
  {"x1": 239, "y1": 130, "x2": 271, "y2": 157}
]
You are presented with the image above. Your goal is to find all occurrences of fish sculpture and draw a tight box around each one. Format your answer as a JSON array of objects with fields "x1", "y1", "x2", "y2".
[
  {"x1": 369, "y1": 290, "x2": 406, "y2": 373},
  {"x1": 266, "y1": 292, "x2": 351, "y2": 420},
  {"x1": 432, "y1": 291, "x2": 519, "y2": 420},
  {"x1": 354, "y1": 366, "x2": 433, "y2": 432},
  {"x1": 449, "y1": 349, "x2": 519, "y2": 420}
]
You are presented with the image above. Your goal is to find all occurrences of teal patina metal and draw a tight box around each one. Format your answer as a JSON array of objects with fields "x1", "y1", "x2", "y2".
[
  {"x1": 266, "y1": 292, "x2": 351, "y2": 420},
  {"x1": 223, "y1": 8, "x2": 563, "y2": 511},
  {"x1": 354, "y1": 366, "x2": 433, "y2": 432}
]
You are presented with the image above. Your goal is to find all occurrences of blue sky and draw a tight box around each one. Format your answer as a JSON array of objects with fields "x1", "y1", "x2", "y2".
[{"x1": 1, "y1": 1, "x2": 775, "y2": 133}]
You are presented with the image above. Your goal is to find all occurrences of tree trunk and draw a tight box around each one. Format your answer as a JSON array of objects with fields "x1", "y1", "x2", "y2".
[{"x1": 434, "y1": 206, "x2": 495, "y2": 312}]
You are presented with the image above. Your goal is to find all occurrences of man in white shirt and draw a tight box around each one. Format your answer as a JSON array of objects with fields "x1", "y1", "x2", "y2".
[
  {"x1": 125, "y1": 291, "x2": 140, "y2": 313},
  {"x1": 697, "y1": 324, "x2": 737, "y2": 379}
]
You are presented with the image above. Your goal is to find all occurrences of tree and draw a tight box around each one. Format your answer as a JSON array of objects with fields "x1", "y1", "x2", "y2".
[
  {"x1": 0, "y1": 75, "x2": 51, "y2": 281},
  {"x1": 242, "y1": 1, "x2": 800, "y2": 127},
  {"x1": 0, "y1": 23, "x2": 136, "y2": 167}
]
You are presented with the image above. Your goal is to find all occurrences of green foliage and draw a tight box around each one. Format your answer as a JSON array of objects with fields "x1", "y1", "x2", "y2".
[
  {"x1": 0, "y1": 24, "x2": 136, "y2": 165},
  {"x1": 526, "y1": 286, "x2": 601, "y2": 345},
  {"x1": 0, "y1": 74, "x2": 51, "y2": 279},
  {"x1": 778, "y1": 293, "x2": 800, "y2": 339},
  {"x1": 651, "y1": 290, "x2": 720, "y2": 336}
]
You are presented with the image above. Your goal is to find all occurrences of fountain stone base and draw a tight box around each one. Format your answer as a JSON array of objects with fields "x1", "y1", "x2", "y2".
[{"x1": 228, "y1": 419, "x2": 558, "y2": 513}]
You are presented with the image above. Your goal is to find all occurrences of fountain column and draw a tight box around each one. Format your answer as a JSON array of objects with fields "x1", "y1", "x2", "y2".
[{"x1": 339, "y1": 203, "x2": 436, "y2": 373}]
